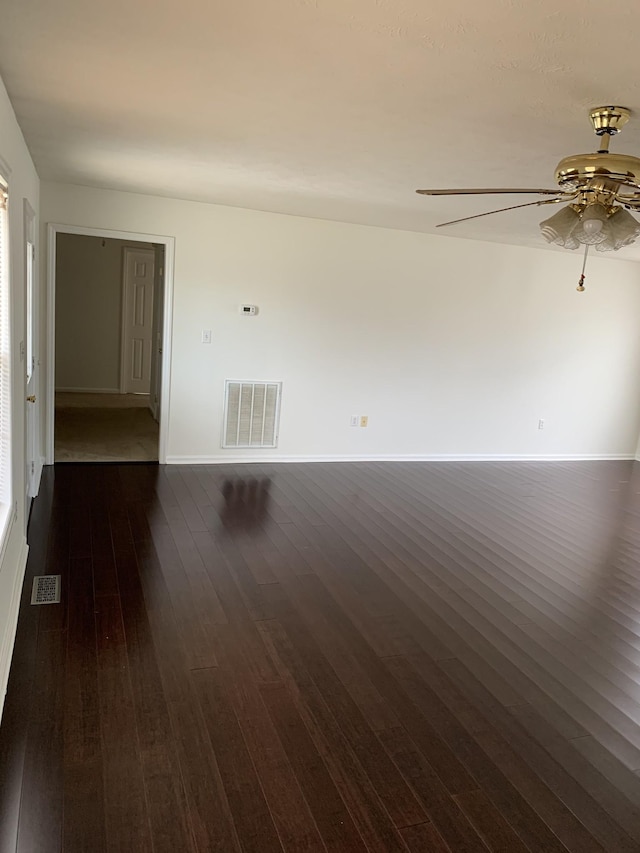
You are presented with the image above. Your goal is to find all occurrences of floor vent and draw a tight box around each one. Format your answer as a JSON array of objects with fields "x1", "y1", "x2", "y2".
[
  {"x1": 31, "y1": 575, "x2": 61, "y2": 605},
  {"x1": 223, "y1": 380, "x2": 282, "y2": 448}
]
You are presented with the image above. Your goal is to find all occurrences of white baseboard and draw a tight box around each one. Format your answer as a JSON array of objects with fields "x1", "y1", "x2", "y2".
[
  {"x1": 165, "y1": 452, "x2": 636, "y2": 465},
  {"x1": 55, "y1": 387, "x2": 122, "y2": 394},
  {"x1": 0, "y1": 537, "x2": 28, "y2": 723}
]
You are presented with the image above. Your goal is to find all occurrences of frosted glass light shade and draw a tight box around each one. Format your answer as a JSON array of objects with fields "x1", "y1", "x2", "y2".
[
  {"x1": 539, "y1": 206, "x2": 580, "y2": 247},
  {"x1": 595, "y1": 208, "x2": 640, "y2": 252},
  {"x1": 595, "y1": 232, "x2": 616, "y2": 252},
  {"x1": 610, "y1": 208, "x2": 640, "y2": 247}
]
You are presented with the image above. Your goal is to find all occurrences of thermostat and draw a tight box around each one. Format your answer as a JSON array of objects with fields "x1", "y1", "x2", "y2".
[{"x1": 240, "y1": 304, "x2": 258, "y2": 315}]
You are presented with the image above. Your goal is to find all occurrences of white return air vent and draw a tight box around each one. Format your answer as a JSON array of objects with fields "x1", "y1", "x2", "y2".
[
  {"x1": 31, "y1": 574, "x2": 61, "y2": 605},
  {"x1": 222, "y1": 381, "x2": 282, "y2": 448}
]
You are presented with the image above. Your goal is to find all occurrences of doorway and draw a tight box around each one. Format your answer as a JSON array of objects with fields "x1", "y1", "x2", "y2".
[{"x1": 46, "y1": 225, "x2": 174, "y2": 464}]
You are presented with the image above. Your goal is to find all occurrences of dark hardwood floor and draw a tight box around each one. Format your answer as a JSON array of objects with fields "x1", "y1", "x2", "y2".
[{"x1": 3, "y1": 459, "x2": 640, "y2": 851}]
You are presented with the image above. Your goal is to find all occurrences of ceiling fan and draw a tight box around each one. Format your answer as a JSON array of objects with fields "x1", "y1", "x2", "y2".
[{"x1": 416, "y1": 106, "x2": 640, "y2": 286}]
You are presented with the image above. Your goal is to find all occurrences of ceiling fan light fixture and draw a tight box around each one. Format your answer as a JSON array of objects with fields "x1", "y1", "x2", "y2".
[
  {"x1": 539, "y1": 205, "x2": 580, "y2": 247},
  {"x1": 539, "y1": 202, "x2": 640, "y2": 252}
]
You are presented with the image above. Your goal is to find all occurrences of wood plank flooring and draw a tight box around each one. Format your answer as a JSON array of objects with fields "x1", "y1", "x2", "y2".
[{"x1": 3, "y1": 459, "x2": 640, "y2": 851}]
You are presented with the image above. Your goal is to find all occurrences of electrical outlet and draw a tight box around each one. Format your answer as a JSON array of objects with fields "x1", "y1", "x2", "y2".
[
  {"x1": 360, "y1": 415, "x2": 368, "y2": 428},
  {"x1": 201, "y1": 329, "x2": 212, "y2": 344},
  {"x1": 350, "y1": 415, "x2": 359, "y2": 427},
  {"x1": 538, "y1": 419, "x2": 545, "y2": 430}
]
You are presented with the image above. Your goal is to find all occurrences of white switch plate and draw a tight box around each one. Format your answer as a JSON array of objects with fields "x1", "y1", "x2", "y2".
[
  {"x1": 350, "y1": 415, "x2": 358, "y2": 427},
  {"x1": 202, "y1": 329, "x2": 212, "y2": 344},
  {"x1": 538, "y1": 418, "x2": 545, "y2": 430}
]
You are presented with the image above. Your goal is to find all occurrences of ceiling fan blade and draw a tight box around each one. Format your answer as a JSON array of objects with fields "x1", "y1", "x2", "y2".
[
  {"x1": 417, "y1": 188, "x2": 562, "y2": 196},
  {"x1": 436, "y1": 198, "x2": 564, "y2": 228}
]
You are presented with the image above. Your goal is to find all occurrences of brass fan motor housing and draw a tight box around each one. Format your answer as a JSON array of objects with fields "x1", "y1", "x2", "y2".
[
  {"x1": 555, "y1": 106, "x2": 639, "y2": 195},
  {"x1": 555, "y1": 152, "x2": 640, "y2": 193}
]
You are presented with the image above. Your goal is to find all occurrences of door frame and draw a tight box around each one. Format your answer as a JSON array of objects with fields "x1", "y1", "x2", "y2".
[{"x1": 45, "y1": 223, "x2": 175, "y2": 464}]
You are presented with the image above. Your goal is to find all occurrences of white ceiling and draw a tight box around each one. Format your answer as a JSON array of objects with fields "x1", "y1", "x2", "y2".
[{"x1": 2, "y1": 0, "x2": 640, "y2": 258}]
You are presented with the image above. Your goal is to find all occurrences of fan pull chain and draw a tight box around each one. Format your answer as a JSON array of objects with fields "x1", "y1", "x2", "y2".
[{"x1": 576, "y1": 244, "x2": 589, "y2": 291}]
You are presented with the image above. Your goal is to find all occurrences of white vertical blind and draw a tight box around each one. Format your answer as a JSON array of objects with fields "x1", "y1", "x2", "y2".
[{"x1": 0, "y1": 180, "x2": 10, "y2": 510}]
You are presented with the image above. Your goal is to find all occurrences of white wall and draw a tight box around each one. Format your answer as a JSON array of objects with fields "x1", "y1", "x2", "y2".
[
  {"x1": 55, "y1": 234, "x2": 152, "y2": 392},
  {"x1": 0, "y1": 77, "x2": 39, "y2": 720},
  {"x1": 41, "y1": 181, "x2": 640, "y2": 462}
]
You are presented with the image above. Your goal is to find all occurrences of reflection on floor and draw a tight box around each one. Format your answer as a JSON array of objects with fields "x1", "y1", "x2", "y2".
[{"x1": 55, "y1": 392, "x2": 159, "y2": 462}]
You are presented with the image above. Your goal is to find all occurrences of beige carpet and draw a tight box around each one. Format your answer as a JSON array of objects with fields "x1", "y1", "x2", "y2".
[{"x1": 55, "y1": 393, "x2": 159, "y2": 462}]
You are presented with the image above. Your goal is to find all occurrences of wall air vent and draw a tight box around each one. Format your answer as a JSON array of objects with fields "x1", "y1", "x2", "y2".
[
  {"x1": 222, "y1": 381, "x2": 282, "y2": 449},
  {"x1": 31, "y1": 575, "x2": 61, "y2": 605}
]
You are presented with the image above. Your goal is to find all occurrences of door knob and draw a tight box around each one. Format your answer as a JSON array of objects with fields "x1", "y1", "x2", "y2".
[{"x1": 26, "y1": 395, "x2": 36, "y2": 403}]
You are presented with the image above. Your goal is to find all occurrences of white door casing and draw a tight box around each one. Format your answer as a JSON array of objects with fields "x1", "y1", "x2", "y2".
[{"x1": 120, "y1": 247, "x2": 155, "y2": 395}]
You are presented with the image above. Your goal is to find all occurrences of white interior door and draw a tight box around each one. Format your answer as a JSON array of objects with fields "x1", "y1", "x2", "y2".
[
  {"x1": 121, "y1": 248, "x2": 155, "y2": 395},
  {"x1": 148, "y1": 245, "x2": 164, "y2": 421},
  {"x1": 25, "y1": 229, "x2": 39, "y2": 500}
]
